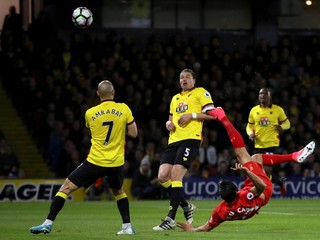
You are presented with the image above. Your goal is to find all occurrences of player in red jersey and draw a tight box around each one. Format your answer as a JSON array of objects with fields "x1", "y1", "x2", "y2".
[{"x1": 177, "y1": 107, "x2": 316, "y2": 232}]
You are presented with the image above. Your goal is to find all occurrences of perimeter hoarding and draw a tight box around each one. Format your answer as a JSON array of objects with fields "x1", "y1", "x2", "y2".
[
  {"x1": 0, "y1": 179, "x2": 85, "y2": 202},
  {"x1": 183, "y1": 176, "x2": 320, "y2": 200},
  {"x1": 1, "y1": 177, "x2": 319, "y2": 202},
  {"x1": 0, "y1": 178, "x2": 133, "y2": 202}
]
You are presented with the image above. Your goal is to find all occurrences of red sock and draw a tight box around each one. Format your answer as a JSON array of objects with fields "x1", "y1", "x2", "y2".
[
  {"x1": 262, "y1": 153, "x2": 293, "y2": 166},
  {"x1": 220, "y1": 117, "x2": 245, "y2": 148}
]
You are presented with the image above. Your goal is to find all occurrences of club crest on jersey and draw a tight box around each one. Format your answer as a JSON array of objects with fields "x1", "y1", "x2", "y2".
[
  {"x1": 246, "y1": 192, "x2": 254, "y2": 200},
  {"x1": 258, "y1": 117, "x2": 270, "y2": 126},
  {"x1": 176, "y1": 101, "x2": 188, "y2": 113}
]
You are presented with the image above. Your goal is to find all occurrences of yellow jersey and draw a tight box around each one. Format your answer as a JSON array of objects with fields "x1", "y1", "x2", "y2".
[
  {"x1": 85, "y1": 100, "x2": 134, "y2": 167},
  {"x1": 169, "y1": 87, "x2": 213, "y2": 144},
  {"x1": 247, "y1": 104, "x2": 290, "y2": 148}
]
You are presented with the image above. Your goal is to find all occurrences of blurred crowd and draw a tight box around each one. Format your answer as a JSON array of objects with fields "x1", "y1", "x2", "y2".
[
  {"x1": 1, "y1": 9, "x2": 320, "y2": 184},
  {"x1": 0, "y1": 133, "x2": 26, "y2": 179}
]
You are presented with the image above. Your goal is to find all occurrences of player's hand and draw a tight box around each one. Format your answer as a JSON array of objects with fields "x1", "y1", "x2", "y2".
[
  {"x1": 249, "y1": 133, "x2": 255, "y2": 141},
  {"x1": 274, "y1": 124, "x2": 282, "y2": 132},
  {"x1": 166, "y1": 121, "x2": 176, "y2": 131},
  {"x1": 231, "y1": 163, "x2": 249, "y2": 173},
  {"x1": 177, "y1": 114, "x2": 192, "y2": 127},
  {"x1": 176, "y1": 222, "x2": 194, "y2": 231}
]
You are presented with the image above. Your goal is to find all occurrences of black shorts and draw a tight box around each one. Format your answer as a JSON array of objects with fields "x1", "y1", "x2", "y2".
[
  {"x1": 253, "y1": 147, "x2": 280, "y2": 154},
  {"x1": 160, "y1": 139, "x2": 201, "y2": 169},
  {"x1": 68, "y1": 160, "x2": 124, "y2": 189}
]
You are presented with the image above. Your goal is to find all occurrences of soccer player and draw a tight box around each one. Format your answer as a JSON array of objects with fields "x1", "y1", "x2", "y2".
[
  {"x1": 177, "y1": 107, "x2": 315, "y2": 232},
  {"x1": 246, "y1": 88, "x2": 291, "y2": 195},
  {"x1": 29, "y1": 80, "x2": 138, "y2": 235},
  {"x1": 153, "y1": 68, "x2": 215, "y2": 230}
]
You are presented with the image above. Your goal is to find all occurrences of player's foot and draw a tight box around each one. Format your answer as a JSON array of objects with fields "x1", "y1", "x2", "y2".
[
  {"x1": 292, "y1": 141, "x2": 316, "y2": 163},
  {"x1": 29, "y1": 223, "x2": 52, "y2": 234},
  {"x1": 183, "y1": 203, "x2": 196, "y2": 224},
  {"x1": 117, "y1": 225, "x2": 135, "y2": 235},
  {"x1": 153, "y1": 219, "x2": 176, "y2": 231},
  {"x1": 206, "y1": 107, "x2": 226, "y2": 121}
]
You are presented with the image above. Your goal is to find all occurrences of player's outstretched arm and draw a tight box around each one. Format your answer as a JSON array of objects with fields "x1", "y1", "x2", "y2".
[
  {"x1": 177, "y1": 221, "x2": 214, "y2": 232},
  {"x1": 178, "y1": 112, "x2": 215, "y2": 127}
]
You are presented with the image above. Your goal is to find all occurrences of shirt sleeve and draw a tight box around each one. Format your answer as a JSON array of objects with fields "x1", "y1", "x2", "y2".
[
  {"x1": 246, "y1": 109, "x2": 254, "y2": 136},
  {"x1": 85, "y1": 110, "x2": 90, "y2": 128},
  {"x1": 247, "y1": 108, "x2": 254, "y2": 124},
  {"x1": 280, "y1": 119, "x2": 290, "y2": 130},
  {"x1": 199, "y1": 88, "x2": 214, "y2": 107},
  {"x1": 208, "y1": 206, "x2": 224, "y2": 228},
  {"x1": 278, "y1": 107, "x2": 290, "y2": 130},
  {"x1": 246, "y1": 123, "x2": 254, "y2": 136},
  {"x1": 124, "y1": 103, "x2": 134, "y2": 124}
]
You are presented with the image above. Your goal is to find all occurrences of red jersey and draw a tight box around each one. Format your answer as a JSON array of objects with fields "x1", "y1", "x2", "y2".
[{"x1": 208, "y1": 161, "x2": 273, "y2": 228}]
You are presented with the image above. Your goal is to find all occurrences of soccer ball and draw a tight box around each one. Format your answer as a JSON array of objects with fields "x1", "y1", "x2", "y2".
[{"x1": 72, "y1": 7, "x2": 93, "y2": 28}]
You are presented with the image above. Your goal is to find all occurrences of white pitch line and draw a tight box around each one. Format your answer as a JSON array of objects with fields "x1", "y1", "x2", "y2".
[
  {"x1": 260, "y1": 211, "x2": 320, "y2": 217},
  {"x1": 194, "y1": 209, "x2": 320, "y2": 217}
]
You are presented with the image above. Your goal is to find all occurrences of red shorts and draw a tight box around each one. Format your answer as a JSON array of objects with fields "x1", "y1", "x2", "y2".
[{"x1": 243, "y1": 161, "x2": 273, "y2": 205}]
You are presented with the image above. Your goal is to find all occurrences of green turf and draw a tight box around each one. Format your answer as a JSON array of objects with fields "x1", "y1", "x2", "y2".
[{"x1": 0, "y1": 199, "x2": 319, "y2": 240}]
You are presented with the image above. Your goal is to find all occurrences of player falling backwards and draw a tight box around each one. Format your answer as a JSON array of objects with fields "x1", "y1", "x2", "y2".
[{"x1": 177, "y1": 107, "x2": 315, "y2": 232}]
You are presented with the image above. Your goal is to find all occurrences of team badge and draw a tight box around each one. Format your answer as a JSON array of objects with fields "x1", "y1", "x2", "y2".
[{"x1": 247, "y1": 192, "x2": 254, "y2": 200}]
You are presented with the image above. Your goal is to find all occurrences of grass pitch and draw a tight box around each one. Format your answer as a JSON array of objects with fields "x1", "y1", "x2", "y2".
[{"x1": 0, "y1": 199, "x2": 319, "y2": 240}]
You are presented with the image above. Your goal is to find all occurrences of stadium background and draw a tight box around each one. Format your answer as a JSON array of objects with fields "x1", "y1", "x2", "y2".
[{"x1": 0, "y1": 0, "x2": 319, "y2": 201}]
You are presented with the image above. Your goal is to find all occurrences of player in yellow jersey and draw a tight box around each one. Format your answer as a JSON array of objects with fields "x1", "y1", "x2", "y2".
[
  {"x1": 153, "y1": 69, "x2": 215, "y2": 230},
  {"x1": 246, "y1": 88, "x2": 290, "y2": 196},
  {"x1": 30, "y1": 80, "x2": 138, "y2": 235}
]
